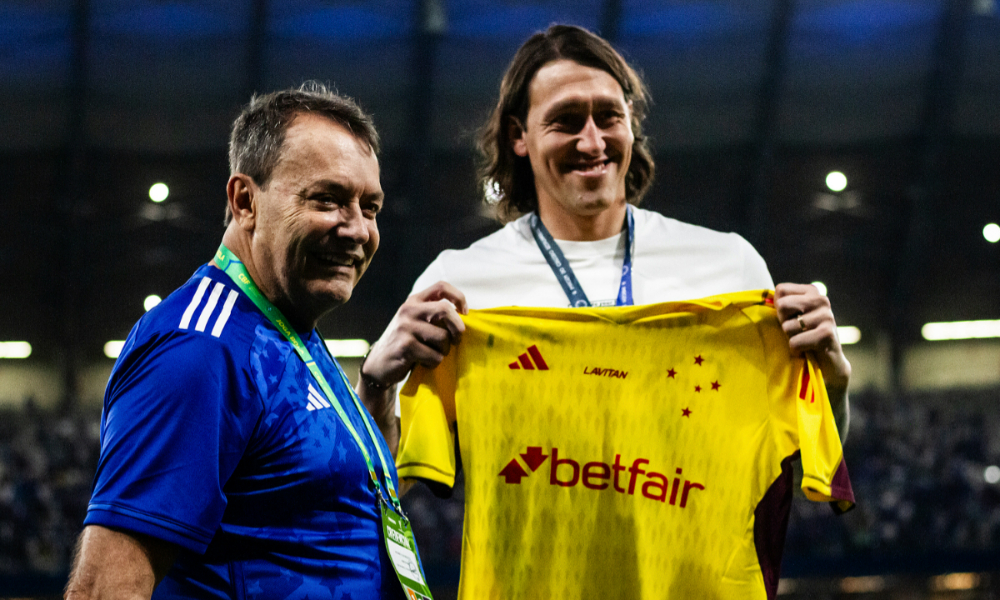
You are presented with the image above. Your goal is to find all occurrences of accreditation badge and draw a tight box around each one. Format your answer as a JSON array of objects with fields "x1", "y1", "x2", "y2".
[{"x1": 380, "y1": 498, "x2": 434, "y2": 599}]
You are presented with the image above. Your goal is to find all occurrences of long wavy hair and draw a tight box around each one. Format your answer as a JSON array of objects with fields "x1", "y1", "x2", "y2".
[{"x1": 477, "y1": 25, "x2": 655, "y2": 222}]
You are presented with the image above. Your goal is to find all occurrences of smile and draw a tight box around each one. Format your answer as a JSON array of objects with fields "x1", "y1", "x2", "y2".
[
  {"x1": 313, "y1": 252, "x2": 358, "y2": 268},
  {"x1": 568, "y1": 159, "x2": 611, "y2": 176}
]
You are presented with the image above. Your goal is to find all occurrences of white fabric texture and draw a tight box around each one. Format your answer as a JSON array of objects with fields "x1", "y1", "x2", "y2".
[{"x1": 410, "y1": 207, "x2": 775, "y2": 307}]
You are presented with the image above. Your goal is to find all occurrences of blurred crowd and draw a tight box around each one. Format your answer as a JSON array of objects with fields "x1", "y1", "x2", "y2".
[
  {"x1": 0, "y1": 401, "x2": 100, "y2": 574},
  {"x1": 785, "y1": 390, "x2": 1000, "y2": 562},
  {"x1": 1, "y1": 390, "x2": 998, "y2": 576}
]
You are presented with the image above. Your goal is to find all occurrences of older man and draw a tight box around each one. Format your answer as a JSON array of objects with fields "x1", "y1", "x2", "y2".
[{"x1": 65, "y1": 84, "x2": 428, "y2": 600}]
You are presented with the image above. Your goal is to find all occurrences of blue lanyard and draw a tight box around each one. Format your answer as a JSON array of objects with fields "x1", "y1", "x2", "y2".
[{"x1": 529, "y1": 206, "x2": 635, "y2": 307}]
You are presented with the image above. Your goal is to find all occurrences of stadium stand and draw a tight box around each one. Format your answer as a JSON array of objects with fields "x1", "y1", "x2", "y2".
[{"x1": 2, "y1": 389, "x2": 998, "y2": 598}]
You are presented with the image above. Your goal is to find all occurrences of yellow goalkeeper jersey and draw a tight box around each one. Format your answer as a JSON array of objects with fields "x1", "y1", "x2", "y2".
[{"x1": 397, "y1": 290, "x2": 854, "y2": 600}]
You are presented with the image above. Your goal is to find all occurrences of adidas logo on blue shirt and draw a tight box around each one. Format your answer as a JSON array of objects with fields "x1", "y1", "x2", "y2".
[{"x1": 305, "y1": 384, "x2": 331, "y2": 412}]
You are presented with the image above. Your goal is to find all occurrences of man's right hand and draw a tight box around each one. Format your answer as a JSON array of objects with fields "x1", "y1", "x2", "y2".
[{"x1": 362, "y1": 281, "x2": 468, "y2": 388}]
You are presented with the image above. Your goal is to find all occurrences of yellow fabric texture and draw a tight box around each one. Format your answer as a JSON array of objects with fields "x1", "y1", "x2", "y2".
[{"x1": 398, "y1": 290, "x2": 853, "y2": 599}]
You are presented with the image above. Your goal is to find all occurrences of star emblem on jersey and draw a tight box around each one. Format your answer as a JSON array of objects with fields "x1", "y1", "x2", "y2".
[
  {"x1": 664, "y1": 355, "x2": 724, "y2": 419},
  {"x1": 508, "y1": 345, "x2": 549, "y2": 370}
]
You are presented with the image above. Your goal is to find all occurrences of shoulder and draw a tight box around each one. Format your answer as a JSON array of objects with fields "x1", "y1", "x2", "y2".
[
  {"x1": 633, "y1": 207, "x2": 748, "y2": 248},
  {"x1": 129, "y1": 267, "x2": 256, "y2": 350},
  {"x1": 633, "y1": 207, "x2": 764, "y2": 260},
  {"x1": 411, "y1": 215, "x2": 539, "y2": 294},
  {"x1": 110, "y1": 266, "x2": 268, "y2": 398},
  {"x1": 631, "y1": 207, "x2": 774, "y2": 295}
]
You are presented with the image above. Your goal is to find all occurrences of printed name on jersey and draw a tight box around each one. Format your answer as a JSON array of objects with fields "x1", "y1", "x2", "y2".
[
  {"x1": 498, "y1": 445, "x2": 705, "y2": 507},
  {"x1": 305, "y1": 383, "x2": 331, "y2": 411},
  {"x1": 178, "y1": 277, "x2": 239, "y2": 337},
  {"x1": 507, "y1": 345, "x2": 549, "y2": 370},
  {"x1": 582, "y1": 366, "x2": 628, "y2": 379}
]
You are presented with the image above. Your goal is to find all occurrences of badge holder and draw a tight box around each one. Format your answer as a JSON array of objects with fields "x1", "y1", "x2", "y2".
[
  {"x1": 216, "y1": 245, "x2": 434, "y2": 599},
  {"x1": 380, "y1": 494, "x2": 434, "y2": 599}
]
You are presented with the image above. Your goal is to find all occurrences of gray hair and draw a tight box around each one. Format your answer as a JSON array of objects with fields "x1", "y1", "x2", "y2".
[{"x1": 225, "y1": 81, "x2": 380, "y2": 224}]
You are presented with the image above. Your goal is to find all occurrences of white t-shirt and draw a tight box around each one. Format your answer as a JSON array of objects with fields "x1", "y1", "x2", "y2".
[{"x1": 410, "y1": 207, "x2": 774, "y2": 307}]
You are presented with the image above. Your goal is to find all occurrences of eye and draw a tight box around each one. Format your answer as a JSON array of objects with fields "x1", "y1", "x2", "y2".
[
  {"x1": 550, "y1": 113, "x2": 585, "y2": 132},
  {"x1": 310, "y1": 193, "x2": 337, "y2": 204},
  {"x1": 596, "y1": 110, "x2": 625, "y2": 127}
]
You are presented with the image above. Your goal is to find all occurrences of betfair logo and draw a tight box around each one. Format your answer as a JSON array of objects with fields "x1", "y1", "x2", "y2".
[
  {"x1": 499, "y1": 446, "x2": 705, "y2": 508},
  {"x1": 508, "y1": 345, "x2": 549, "y2": 371}
]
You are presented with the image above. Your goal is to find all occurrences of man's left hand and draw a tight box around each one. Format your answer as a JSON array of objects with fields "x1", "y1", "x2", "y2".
[{"x1": 774, "y1": 283, "x2": 851, "y2": 395}]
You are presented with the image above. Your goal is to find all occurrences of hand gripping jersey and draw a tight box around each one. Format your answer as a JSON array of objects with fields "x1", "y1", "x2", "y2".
[{"x1": 397, "y1": 290, "x2": 854, "y2": 600}]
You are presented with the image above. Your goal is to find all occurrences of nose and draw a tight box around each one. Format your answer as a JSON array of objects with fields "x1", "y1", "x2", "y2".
[
  {"x1": 576, "y1": 116, "x2": 606, "y2": 156},
  {"x1": 334, "y1": 202, "x2": 370, "y2": 246}
]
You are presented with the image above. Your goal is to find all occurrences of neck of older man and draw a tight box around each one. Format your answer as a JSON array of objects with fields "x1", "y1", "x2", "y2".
[
  {"x1": 214, "y1": 228, "x2": 318, "y2": 334},
  {"x1": 536, "y1": 199, "x2": 628, "y2": 242}
]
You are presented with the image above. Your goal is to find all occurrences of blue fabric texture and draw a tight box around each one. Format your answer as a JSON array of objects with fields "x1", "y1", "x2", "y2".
[{"x1": 86, "y1": 264, "x2": 404, "y2": 599}]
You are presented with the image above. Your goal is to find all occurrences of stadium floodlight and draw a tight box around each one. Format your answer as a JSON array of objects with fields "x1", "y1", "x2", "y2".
[
  {"x1": 149, "y1": 182, "x2": 169, "y2": 203},
  {"x1": 983, "y1": 223, "x2": 1000, "y2": 243},
  {"x1": 837, "y1": 326, "x2": 861, "y2": 345},
  {"x1": 104, "y1": 340, "x2": 126, "y2": 359},
  {"x1": 931, "y1": 572, "x2": 981, "y2": 592},
  {"x1": 825, "y1": 171, "x2": 847, "y2": 192},
  {"x1": 0, "y1": 341, "x2": 32, "y2": 359},
  {"x1": 921, "y1": 320, "x2": 1000, "y2": 341},
  {"x1": 839, "y1": 576, "x2": 885, "y2": 593},
  {"x1": 810, "y1": 281, "x2": 828, "y2": 296},
  {"x1": 144, "y1": 294, "x2": 162, "y2": 311},
  {"x1": 325, "y1": 339, "x2": 370, "y2": 358},
  {"x1": 986, "y1": 465, "x2": 1000, "y2": 485}
]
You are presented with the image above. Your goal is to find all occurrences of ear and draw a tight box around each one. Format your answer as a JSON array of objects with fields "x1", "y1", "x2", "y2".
[
  {"x1": 508, "y1": 116, "x2": 529, "y2": 158},
  {"x1": 226, "y1": 174, "x2": 257, "y2": 232}
]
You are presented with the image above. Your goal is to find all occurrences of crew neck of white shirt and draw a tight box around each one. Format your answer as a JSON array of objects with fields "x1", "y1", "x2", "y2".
[{"x1": 548, "y1": 229, "x2": 625, "y2": 257}]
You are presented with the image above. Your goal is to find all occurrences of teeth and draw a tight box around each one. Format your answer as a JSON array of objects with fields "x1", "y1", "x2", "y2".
[
  {"x1": 317, "y1": 254, "x2": 354, "y2": 266},
  {"x1": 574, "y1": 160, "x2": 608, "y2": 172}
]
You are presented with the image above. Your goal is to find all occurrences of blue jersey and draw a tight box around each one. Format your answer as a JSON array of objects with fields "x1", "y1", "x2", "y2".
[{"x1": 86, "y1": 264, "x2": 405, "y2": 600}]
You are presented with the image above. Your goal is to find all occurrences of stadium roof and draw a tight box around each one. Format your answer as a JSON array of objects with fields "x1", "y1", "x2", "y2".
[{"x1": 2, "y1": 0, "x2": 999, "y2": 392}]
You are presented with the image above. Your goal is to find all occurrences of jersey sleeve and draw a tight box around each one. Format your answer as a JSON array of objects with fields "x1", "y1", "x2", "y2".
[
  {"x1": 85, "y1": 329, "x2": 262, "y2": 553},
  {"x1": 756, "y1": 305, "x2": 855, "y2": 514},
  {"x1": 396, "y1": 353, "x2": 458, "y2": 489}
]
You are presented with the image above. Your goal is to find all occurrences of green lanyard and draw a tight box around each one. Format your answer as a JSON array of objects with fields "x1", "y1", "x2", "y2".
[{"x1": 214, "y1": 245, "x2": 401, "y2": 511}]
